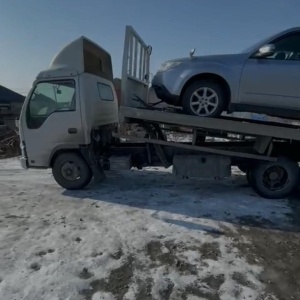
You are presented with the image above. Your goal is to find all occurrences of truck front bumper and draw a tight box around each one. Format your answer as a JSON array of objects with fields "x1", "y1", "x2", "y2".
[
  {"x1": 20, "y1": 156, "x2": 28, "y2": 170},
  {"x1": 20, "y1": 140, "x2": 28, "y2": 169}
]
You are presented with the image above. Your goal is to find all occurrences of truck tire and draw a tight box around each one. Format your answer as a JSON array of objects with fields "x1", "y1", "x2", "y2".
[
  {"x1": 182, "y1": 80, "x2": 227, "y2": 117},
  {"x1": 250, "y1": 157, "x2": 300, "y2": 199},
  {"x1": 52, "y1": 152, "x2": 92, "y2": 190}
]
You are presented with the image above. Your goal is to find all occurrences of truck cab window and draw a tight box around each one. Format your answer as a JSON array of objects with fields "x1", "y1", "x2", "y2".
[
  {"x1": 97, "y1": 83, "x2": 114, "y2": 101},
  {"x1": 26, "y1": 80, "x2": 75, "y2": 129}
]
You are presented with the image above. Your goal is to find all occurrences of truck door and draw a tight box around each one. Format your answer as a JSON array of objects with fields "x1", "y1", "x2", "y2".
[
  {"x1": 20, "y1": 78, "x2": 84, "y2": 167},
  {"x1": 121, "y1": 26, "x2": 152, "y2": 109}
]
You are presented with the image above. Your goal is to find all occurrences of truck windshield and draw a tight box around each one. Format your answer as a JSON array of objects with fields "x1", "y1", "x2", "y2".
[{"x1": 26, "y1": 80, "x2": 75, "y2": 129}]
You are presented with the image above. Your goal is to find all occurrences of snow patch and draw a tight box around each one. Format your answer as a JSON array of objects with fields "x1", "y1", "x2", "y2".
[
  {"x1": 92, "y1": 292, "x2": 115, "y2": 300},
  {"x1": 0, "y1": 159, "x2": 294, "y2": 300}
]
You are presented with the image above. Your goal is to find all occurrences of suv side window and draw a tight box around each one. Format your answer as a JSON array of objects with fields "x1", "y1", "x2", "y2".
[
  {"x1": 265, "y1": 32, "x2": 300, "y2": 61},
  {"x1": 26, "y1": 80, "x2": 75, "y2": 129}
]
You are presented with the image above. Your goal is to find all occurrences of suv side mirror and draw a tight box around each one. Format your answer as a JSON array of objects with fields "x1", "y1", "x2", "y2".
[{"x1": 255, "y1": 44, "x2": 276, "y2": 58}]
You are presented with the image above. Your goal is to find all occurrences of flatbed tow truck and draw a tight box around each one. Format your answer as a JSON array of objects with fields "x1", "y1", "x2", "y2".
[{"x1": 19, "y1": 26, "x2": 300, "y2": 199}]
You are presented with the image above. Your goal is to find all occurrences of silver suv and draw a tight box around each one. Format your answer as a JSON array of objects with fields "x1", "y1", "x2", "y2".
[{"x1": 152, "y1": 27, "x2": 300, "y2": 119}]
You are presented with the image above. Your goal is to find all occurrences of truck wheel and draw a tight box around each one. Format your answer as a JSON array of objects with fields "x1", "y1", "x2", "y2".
[
  {"x1": 52, "y1": 152, "x2": 92, "y2": 190},
  {"x1": 250, "y1": 157, "x2": 300, "y2": 199},
  {"x1": 182, "y1": 80, "x2": 227, "y2": 117}
]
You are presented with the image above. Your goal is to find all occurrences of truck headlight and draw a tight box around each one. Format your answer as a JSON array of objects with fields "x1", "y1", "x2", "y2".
[{"x1": 158, "y1": 61, "x2": 182, "y2": 72}]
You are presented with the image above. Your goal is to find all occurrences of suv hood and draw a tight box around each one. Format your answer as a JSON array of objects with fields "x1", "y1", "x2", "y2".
[{"x1": 165, "y1": 53, "x2": 247, "y2": 64}]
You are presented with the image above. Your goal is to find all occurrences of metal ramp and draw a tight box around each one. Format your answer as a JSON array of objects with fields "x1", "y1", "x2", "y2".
[{"x1": 121, "y1": 26, "x2": 152, "y2": 109}]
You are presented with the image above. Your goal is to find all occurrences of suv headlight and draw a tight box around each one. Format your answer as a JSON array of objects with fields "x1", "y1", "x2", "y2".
[{"x1": 158, "y1": 61, "x2": 182, "y2": 72}]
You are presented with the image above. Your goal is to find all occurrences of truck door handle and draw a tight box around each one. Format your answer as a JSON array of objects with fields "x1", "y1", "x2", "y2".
[{"x1": 68, "y1": 128, "x2": 77, "y2": 134}]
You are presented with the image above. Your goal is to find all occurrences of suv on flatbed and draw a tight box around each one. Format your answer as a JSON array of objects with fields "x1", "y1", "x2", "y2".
[{"x1": 152, "y1": 27, "x2": 300, "y2": 120}]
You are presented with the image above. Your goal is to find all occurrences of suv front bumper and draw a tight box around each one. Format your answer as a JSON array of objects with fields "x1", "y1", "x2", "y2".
[
  {"x1": 152, "y1": 71, "x2": 181, "y2": 106},
  {"x1": 152, "y1": 84, "x2": 180, "y2": 105}
]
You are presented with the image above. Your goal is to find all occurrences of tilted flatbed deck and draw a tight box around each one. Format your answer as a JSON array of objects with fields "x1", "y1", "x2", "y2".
[
  {"x1": 112, "y1": 106, "x2": 300, "y2": 199},
  {"x1": 120, "y1": 106, "x2": 300, "y2": 141}
]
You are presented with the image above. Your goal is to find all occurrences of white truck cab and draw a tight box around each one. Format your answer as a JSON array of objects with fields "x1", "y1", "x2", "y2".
[
  {"x1": 20, "y1": 36, "x2": 118, "y2": 172},
  {"x1": 19, "y1": 26, "x2": 152, "y2": 190}
]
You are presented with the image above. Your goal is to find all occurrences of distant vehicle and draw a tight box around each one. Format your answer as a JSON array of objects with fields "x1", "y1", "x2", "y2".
[{"x1": 152, "y1": 27, "x2": 300, "y2": 119}]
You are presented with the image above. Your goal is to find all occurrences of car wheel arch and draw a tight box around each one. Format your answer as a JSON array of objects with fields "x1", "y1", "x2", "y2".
[{"x1": 180, "y1": 73, "x2": 231, "y2": 108}]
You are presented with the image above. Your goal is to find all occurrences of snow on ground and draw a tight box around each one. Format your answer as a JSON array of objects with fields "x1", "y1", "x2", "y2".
[{"x1": 0, "y1": 158, "x2": 297, "y2": 300}]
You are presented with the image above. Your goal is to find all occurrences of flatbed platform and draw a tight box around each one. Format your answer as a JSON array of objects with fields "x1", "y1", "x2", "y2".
[{"x1": 120, "y1": 106, "x2": 300, "y2": 141}]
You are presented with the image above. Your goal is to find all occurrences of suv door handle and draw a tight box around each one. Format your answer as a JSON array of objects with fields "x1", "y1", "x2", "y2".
[{"x1": 68, "y1": 128, "x2": 77, "y2": 134}]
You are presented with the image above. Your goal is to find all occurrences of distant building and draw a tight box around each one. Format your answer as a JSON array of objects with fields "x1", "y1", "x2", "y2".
[
  {"x1": 0, "y1": 85, "x2": 25, "y2": 130},
  {"x1": 0, "y1": 85, "x2": 25, "y2": 113}
]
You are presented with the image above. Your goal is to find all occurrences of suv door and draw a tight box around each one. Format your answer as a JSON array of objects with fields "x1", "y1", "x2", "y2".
[
  {"x1": 20, "y1": 79, "x2": 84, "y2": 167},
  {"x1": 238, "y1": 31, "x2": 300, "y2": 111}
]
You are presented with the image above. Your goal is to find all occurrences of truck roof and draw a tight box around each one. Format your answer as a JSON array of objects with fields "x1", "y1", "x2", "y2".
[{"x1": 37, "y1": 36, "x2": 113, "y2": 81}]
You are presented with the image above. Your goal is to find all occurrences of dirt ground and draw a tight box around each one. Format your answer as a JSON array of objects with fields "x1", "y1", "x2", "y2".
[
  {"x1": 0, "y1": 158, "x2": 300, "y2": 300},
  {"x1": 233, "y1": 210, "x2": 300, "y2": 300}
]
